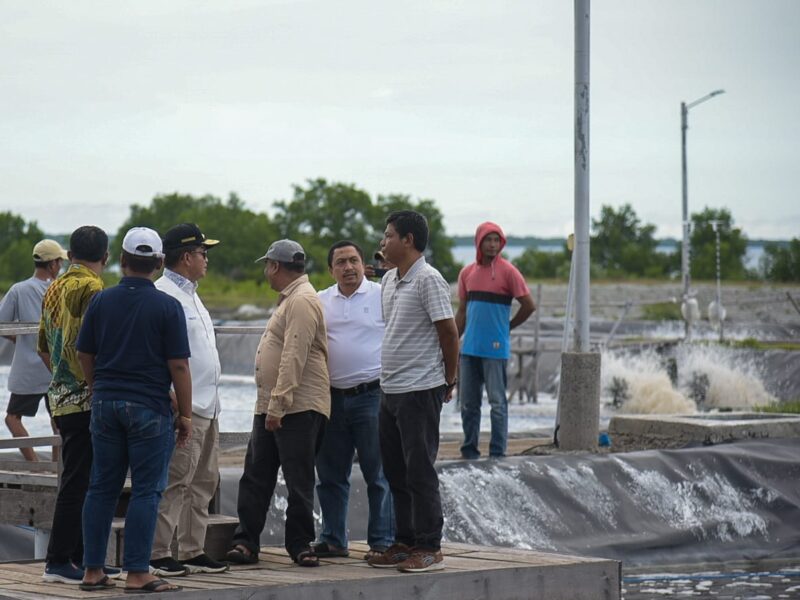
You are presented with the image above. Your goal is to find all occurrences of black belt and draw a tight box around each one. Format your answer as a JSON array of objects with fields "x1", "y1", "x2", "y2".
[{"x1": 330, "y1": 379, "x2": 381, "y2": 397}]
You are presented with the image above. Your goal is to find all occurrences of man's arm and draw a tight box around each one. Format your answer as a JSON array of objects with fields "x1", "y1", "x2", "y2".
[
  {"x1": 267, "y1": 297, "x2": 319, "y2": 430},
  {"x1": 455, "y1": 302, "x2": 467, "y2": 337},
  {"x1": 434, "y1": 318, "x2": 460, "y2": 402},
  {"x1": 0, "y1": 289, "x2": 18, "y2": 343},
  {"x1": 510, "y1": 293, "x2": 536, "y2": 330},
  {"x1": 168, "y1": 358, "x2": 192, "y2": 447},
  {"x1": 76, "y1": 351, "x2": 96, "y2": 393}
]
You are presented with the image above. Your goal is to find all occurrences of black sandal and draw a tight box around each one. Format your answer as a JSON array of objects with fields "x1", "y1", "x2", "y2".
[
  {"x1": 294, "y1": 549, "x2": 320, "y2": 567},
  {"x1": 79, "y1": 575, "x2": 116, "y2": 591},
  {"x1": 124, "y1": 578, "x2": 181, "y2": 594},
  {"x1": 310, "y1": 541, "x2": 349, "y2": 557},
  {"x1": 225, "y1": 545, "x2": 258, "y2": 565}
]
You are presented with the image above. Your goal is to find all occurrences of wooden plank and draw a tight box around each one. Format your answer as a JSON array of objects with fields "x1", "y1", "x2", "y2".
[
  {"x1": 0, "y1": 470, "x2": 58, "y2": 487},
  {"x1": 0, "y1": 544, "x2": 622, "y2": 600},
  {"x1": 0, "y1": 460, "x2": 58, "y2": 473},
  {"x1": 0, "y1": 583, "x2": 101, "y2": 598},
  {"x1": 0, "y1": 437, "x2": 61, "y2": 451}
]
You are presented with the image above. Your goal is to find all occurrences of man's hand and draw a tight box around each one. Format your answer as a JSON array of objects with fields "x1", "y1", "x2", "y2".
[
  {"x1": 266, "y1": 415, "x2": 282, "y2": 431},
  {"x1": 443, "y1": 379, "x2": 457, "y2": 403},
  {"x1": 176, "y1": 416, "x2": 192, "y2": 448}
]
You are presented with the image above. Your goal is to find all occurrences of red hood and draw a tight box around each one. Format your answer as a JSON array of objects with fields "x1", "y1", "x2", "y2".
[{"x1": 474, "y1": 221, "x2": 506, "y2": 264}]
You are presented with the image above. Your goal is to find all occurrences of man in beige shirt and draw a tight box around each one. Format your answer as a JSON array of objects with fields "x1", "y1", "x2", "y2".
[{"x1": 226, "y1": 239, "x2": 330, "y2": 568}]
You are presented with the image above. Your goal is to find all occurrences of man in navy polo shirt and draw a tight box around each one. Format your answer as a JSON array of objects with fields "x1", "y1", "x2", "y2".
[{"x1": 76, "y1": 227, "x2": 192, "y2": 594}]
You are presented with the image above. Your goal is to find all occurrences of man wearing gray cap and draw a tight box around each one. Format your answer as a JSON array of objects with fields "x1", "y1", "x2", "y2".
[
  {"x1": 226, "y1": 239, "x2": 330, "y2": 568},
  {"x1": 0, "y1": 239, "x2": 66, "y2": 461}
]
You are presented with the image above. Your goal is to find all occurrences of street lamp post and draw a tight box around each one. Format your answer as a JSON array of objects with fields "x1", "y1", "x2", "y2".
[{"x1": 681, "y1": 89, "x2": 725, "y2": 340}]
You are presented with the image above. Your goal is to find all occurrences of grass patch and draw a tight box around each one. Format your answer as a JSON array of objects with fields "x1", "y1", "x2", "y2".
[
  {"x1": 723, "y1": 338, "x2": 800, "y2": 351},
  {"x1": 640, "y1": 301, "x2": 682, "y2": 321},
  {"x1": 755, "y1": 401, "x2": 800, "y2": 414}
]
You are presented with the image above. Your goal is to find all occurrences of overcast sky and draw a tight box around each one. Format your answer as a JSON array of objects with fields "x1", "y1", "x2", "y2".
[{"x1": 1, "y1": 0, "x2": 798, "y2": 240}]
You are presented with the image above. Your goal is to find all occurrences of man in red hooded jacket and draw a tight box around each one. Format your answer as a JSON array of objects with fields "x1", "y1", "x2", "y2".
[{"x1": 455, "y1": 222, "x2": 535, "y2": 458}]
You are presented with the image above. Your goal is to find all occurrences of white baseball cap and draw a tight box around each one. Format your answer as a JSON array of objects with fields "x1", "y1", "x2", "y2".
[{"x1": 122, "y1": 227, "x2": 164, "y2": 258}]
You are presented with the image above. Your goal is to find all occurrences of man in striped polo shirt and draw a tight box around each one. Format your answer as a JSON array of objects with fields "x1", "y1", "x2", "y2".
[{"x1": 367, "y1": 210, "x2": 459, "y2": 573}]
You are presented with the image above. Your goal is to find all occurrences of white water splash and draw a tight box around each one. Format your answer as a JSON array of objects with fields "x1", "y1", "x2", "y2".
[
  {"x1": 544, "y1": 463, "x2": 618, "y2": 528},
  {"x1": 614, "y1": 459, "x2": 773, "y2": 541},
  {"x1": 600, "y1": 343, "x2": 776, "y2": 414},
  {"x1": 675, "y1": 345, "x2": 775, "y2": 409},
  {"x1": 602, "y1": 350, "x2": 696, "y2": 414},
  {"x1": 439, "y1": 464, "x2": 564, "y2": 550}
]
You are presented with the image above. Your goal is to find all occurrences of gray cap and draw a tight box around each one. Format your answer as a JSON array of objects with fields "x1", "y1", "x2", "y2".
[{"x1": 255, "y1": 239, "x2": 305, "y2": 264}]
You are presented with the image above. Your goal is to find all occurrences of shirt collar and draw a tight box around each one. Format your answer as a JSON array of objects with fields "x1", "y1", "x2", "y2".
[
  {"x1": 164, "y1": 268, "x2": 198, "y2": 294},
  {"x1": 119, "y1": 276, "x2": 155, "y2": 288},
  {"x1": 66, "y1": 263, "x2": 102, "y2": 281},
  {"x1": 279, "y1": 274, "x2": 309, "y2": 301},
  {"x1": 394, "y1": 256, "x2": 426, "y2": 283},
  {"x1": 334, "y1": 276, "x2": 369, "y2": 298}
]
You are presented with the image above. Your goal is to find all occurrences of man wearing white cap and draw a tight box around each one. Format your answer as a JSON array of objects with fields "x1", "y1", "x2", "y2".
[
  {"x1": 0, "y1": 239, "x2": 66, "y2": 461},
  {"x1": 76, "y1": 227, "x2": 192, "y2": 593}
]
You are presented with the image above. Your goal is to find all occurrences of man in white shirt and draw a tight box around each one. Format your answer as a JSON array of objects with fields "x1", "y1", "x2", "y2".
[
  {"x1": 313, "y1": 241, "x2": 394, "y2": 561},
  {"x1": 150, "y1": 223, "x2": 228, "y2": 577}
]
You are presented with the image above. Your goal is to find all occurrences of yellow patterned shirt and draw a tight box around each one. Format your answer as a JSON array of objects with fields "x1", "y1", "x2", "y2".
[{"x1": 37, "y1": 264, "x2": 104, "y2": 417}]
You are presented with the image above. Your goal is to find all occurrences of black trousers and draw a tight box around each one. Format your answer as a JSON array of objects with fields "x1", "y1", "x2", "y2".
[
  {"x1": 232, "y1": 411, "x2": 326, "y2": 560},
  {"x1": 47, "y1": 411, "x2": 92, "y2": 565},
  {"x1": 379, "y1": 387, "x2": 444, "y2": 550}
]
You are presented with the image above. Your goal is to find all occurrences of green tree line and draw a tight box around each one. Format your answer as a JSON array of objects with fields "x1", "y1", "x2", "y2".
[
  {"x1": 1, "y1": 179, "x2": 459, "y2": 291},
  {"x1": 2, "y1": 190, "x2": 798, "y2": 292},
  {"x1": 511, "y1": 204, "x2": 791, "y2": 282}
]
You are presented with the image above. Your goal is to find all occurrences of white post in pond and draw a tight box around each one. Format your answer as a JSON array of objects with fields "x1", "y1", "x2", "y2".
[
  {"x1": 573, "y1": 0, "x2": 590, "y2": 352},
  {"x1": 558, "y1": 0, "x2": 600, "y2": 451}
]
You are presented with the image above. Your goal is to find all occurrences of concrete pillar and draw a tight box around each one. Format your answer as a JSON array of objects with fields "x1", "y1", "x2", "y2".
[{"x1": 558, "y1": 352, "x2": 601, "y2": 451}]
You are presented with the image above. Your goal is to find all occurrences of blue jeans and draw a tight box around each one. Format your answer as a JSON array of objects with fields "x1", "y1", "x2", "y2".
[
  {"x1": 82, "y1": 399, "x2": 174, "y2": 573},
  {"x1": 316, "y1": 387, "x2": 394, "y2": 550},
  {"x1": 459, "y1": 354, "x2": 508, "y2": 458}
]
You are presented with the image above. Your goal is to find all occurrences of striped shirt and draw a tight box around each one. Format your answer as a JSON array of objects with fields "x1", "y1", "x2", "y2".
[{"x1": 380, "y1": 256, "x2": 453, "y2": 394}]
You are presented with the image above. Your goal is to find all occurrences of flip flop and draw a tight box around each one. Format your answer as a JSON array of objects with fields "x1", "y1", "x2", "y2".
[
  {"x1": 294, "y1": 549, "x2": 320, "y2": 567},
  {"x1": 79, "y1": 575, "x2": 116, "y2": 591},
  {"x1": 225, "y1": 545, "x2": 258, "y2": 565},
  {"x1": 310, "y1": 541, "x2": 349, "y2": 557},
  {"x1": 124, "y1": 578, "x2": 181, "y2": 594}
]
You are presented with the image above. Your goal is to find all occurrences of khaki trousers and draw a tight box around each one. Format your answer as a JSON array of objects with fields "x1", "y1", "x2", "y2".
[{"x1": 151, "y1": 415, "x2": 219, "y2": 560}]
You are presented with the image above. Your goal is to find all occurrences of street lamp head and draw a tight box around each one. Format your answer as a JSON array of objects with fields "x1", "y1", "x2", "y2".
[{"x1": 710, "y1": 89, "x2": 725, "y2": 97}]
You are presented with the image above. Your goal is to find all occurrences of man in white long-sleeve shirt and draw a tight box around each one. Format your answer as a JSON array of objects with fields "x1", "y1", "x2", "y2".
[{"x1": 150, "y1": 223, "x2": 228, "y2": 577}]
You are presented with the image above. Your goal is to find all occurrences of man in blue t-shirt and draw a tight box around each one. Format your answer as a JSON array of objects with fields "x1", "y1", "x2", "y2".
[{"x1": 76, "y1": 227, "x2": 192, "y2": 594}]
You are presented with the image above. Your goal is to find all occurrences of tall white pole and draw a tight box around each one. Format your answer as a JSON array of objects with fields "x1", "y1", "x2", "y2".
[
  {"x1": 558, "y1": 0, "x2": 599, "y2": 451},
  {"x1": 574, "y1": 0, "x2": 590, "y2": 352},
  {"x1": 680, "y1": 89, "x2": 724, "y2": 341},
  {"x1": 681, "y1": 102, "x2": 691, "y2": 339}
]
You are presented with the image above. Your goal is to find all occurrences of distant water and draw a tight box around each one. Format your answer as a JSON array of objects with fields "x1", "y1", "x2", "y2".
[
  {"x1": 0, "y1": 366, "x2": 569, "y2": 438},
  {"x1": 452, "y1": 244, "x2": 764, "y2": 269}
]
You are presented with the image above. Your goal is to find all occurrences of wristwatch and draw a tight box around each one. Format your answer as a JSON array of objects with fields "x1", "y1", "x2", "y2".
[{"x1": 445, "y1": 378, "x2": 458, "y2": 391}]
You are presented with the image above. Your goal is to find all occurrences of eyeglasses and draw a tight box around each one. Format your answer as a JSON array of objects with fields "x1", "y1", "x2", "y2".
[{"x1": 191, "y1": 250, "x2": 208, "y2": 259}]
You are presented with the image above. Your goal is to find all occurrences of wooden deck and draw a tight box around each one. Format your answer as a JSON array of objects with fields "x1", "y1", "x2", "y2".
[{"x1": 0, "y1": 541, "x2": 620, "y2": 600}]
